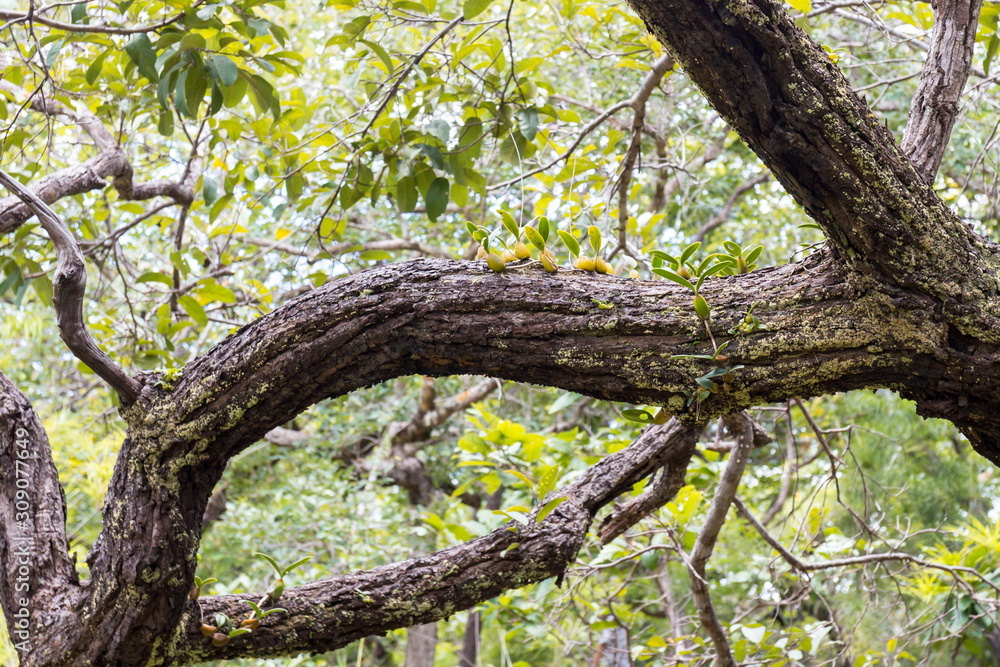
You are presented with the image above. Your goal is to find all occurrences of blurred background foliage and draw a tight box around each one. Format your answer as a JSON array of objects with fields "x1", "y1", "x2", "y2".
[{"x1": 2, "y1": 0, "x2": 1000, "y2": 663}]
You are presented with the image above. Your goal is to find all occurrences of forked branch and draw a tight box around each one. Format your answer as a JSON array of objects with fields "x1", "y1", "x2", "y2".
[{"x1": 0, "y1": 169, "x2": 139, "y2": 404}]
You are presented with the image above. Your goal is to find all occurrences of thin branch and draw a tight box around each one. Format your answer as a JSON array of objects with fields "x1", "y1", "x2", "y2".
[
  {"x1": 488, "y1": 100, "x2": 633, "y2": 191},
  {"x1": 597, "y1": 419, "x2": 701, "y2": 544},
  {"x1": 687, "y1": 412, "x2": 755, "y2": 667},
  {"x1": 615, "y1": 54, "x2": 675, "y2": 251},
  {"x1": 900, "y1": 0, "x2": 984, "y2": 182},
  {"x1": 244, "y1": 236, "x2": 452, "y2": 261},
  {"x1": 0, "y1": 0, "x2": 204, "y2": 35},
  {"x1": 760, "y1": 403, "x2": 796, "y2": 525},
  {"x1": 733, "y1": 497, "x2": 1000, "y2": 595},
  {"x1": 0, "y1": 168, "x2": 139, "y2": 404},
  {"x1": 357, "y1": 16, "x2": 463, "y2": 141},
  {"x1": 693, "y1": 173, "x2": 770, "y2": 242}
]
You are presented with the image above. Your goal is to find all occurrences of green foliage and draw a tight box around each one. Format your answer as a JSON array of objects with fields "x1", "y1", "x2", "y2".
[{"x1": 3, "y1": 0, "x2": 1000, "y2": 663}]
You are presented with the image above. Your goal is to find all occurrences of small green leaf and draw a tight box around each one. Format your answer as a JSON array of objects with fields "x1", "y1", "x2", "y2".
[
  {"x1": 254, "y1": 552, "x2": 283, "y2": 577},
  {"x1": 504, "y1": 469, "x2": 536, "y2": 491},
  {"x1": 425, "y1": 177, "x2": 449, "y2": 221},
  {"x1": 536, "y1": 496, "x2": 568, "y2": 523},
  {"x1": 621, "y1": 409, "x2": 655, "y2": 423},
  {"x1": 651, "y1": 268, "x2": 696, "y2": 291},
  {"x1": 517, "y1": 107, "x2": 539, "y2": 141},
  {"x1": 358, "y1": 38, "x2": 395, "y2": 73},
  {"x1": 281, "y1": 556, "x2": 313, "y2": 577},
  {"x1": 587, "y1": 225, "x2": 602, "y2": 255},
  {"x1": 987, "y1": 34, "x2": 1000, "y2": 76},
  {"x1": 136, "y1": 271, "x2": 173, "y2": 286},
  {"x1": 524, "y1": 226, "x2": 545, "y2": 250},
  {"x1": 463, "y1": 0, "x2": 494, "y2": 19},
  {"x1": 536, "y1": 465, "x2": 560, "y2": 499},
  {"x1": 537, "y1": 216, "x2": 550, "y2": 241},
  {"x1": 208, "y1": 54, "x2": 239, "y2": 87},
  {"x1": 241, "y1": 600, "x2": 263, "y2": 616},
  {"x1": 679, "y1": 241, "x2": 701, "y2": 265},
  {"x1": 178, "y1": 295, "x2": 208, "y2": 327},
  {"x1": 558, "y1": 229, "x2": 580, "y2": 257},
  {"x1": 693, "y1": 294, "x2": 711, "y2": 320},
  {"x1": 497, "y1": 209, "x2": 520, "y2": 238}
]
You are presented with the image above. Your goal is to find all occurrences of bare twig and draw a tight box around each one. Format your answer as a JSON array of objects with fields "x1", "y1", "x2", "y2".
[
  {"x1": 0, "y1": 0, "x2": 205, "y2": 35},
  {"x1": 693, "y1": 173, "x2": 770, "y2": 242},
  {"x1": 733, "y1": 497, "x2": 1000, "y2": 596},
  {"x1": 488, "y1": 100, "x2": 633, "y2": 191},
  {"x1": 760, "y1": 403, "x2": 796, "y2": 525},
  {"x1": 0, "y1": 168, "x2": 139, "y2": 404}
]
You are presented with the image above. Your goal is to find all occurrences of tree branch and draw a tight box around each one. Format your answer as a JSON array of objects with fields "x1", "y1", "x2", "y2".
[
  {"x1": 693, "y1": 173, "x2": 770, "y2": 243},
  {"x1": 616, "y1": 54, "x2": 676, "y2": 252},
  {"x1": 686, "y1": 412, "x2": 754, "y2": 667},
  {"x1": 0, "y1": 372, "x2": 80, "y2": 664},
  {"x1": 900, "y1": 0, "x2": 983, "y2": 183},
  {"x1": 0, "y1": 168, "x2": 140, "y2": 404},
  {"x1": 0, "y1": 1, "x2": 205, "y2": 35},
  {"x1": 129, "y1": 253, "x2": 958, "y2": 473},
  {"x1": 0, "y1": 84, "x2": 197, "y2": 234},
  {"x1": 598, "y1": 421, "x2": 702, "y2": 544},
  {"x1": 626, "y1": 0, "x2": 1000, "y2": 338},
  {"x1": 170, "y1": 419, "x2": 697, "y2": 664}
]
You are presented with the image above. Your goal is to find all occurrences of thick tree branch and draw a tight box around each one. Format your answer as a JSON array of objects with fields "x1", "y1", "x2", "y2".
[
  {"x1": 126, "y1": 255, "x2": 954, "y2": 472},
  {"x1": 170, "y1": 420, "x2": 697, "y2": 664},
  {"x1": 900, "y1": 0, "x2": 983, "y2": 183},
  {"x1": 0, "y1": 169, "x2": 140, "y2": 404},
  {"x1": 0, "y1": 373, "x2": 80, "y2": 665},
  {"x1": 626, "y1": 0, "x2": 1000, "y2": 338}
]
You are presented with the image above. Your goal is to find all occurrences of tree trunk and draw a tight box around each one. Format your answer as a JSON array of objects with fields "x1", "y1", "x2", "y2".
[{"x1": 404, "y1": 623, "x2": 437, "y2": 667}]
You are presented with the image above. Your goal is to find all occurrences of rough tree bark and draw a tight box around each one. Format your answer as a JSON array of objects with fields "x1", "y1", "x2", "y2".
[{"x1": 0, "y1": 0, "x2": 996, "y2": 663}]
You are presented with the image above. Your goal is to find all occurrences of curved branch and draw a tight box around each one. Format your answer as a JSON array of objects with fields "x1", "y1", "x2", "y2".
[
  {"x1": 616, "y1": 54, "x2": 676, "y2": 250},
  {"x1": 0, "y1": 169, "x2": 140, "y2": 404},
  {"x1": 128, "y1": 255, "x2": 951, "y2": 469},
  {"x1": 693, "y1": 173, "x2": 770, "y2": 243},
  {"x1": 900, "y1": 0, "x2": 983, "y2": 183},
  {"x1": 170, "y1": 419, "x2": 697, "y2": 664}
]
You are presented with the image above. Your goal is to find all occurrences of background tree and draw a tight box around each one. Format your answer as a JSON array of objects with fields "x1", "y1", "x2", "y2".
[{"x1": 2, "y1": 0, "x2": 1000, "y2": 664}]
